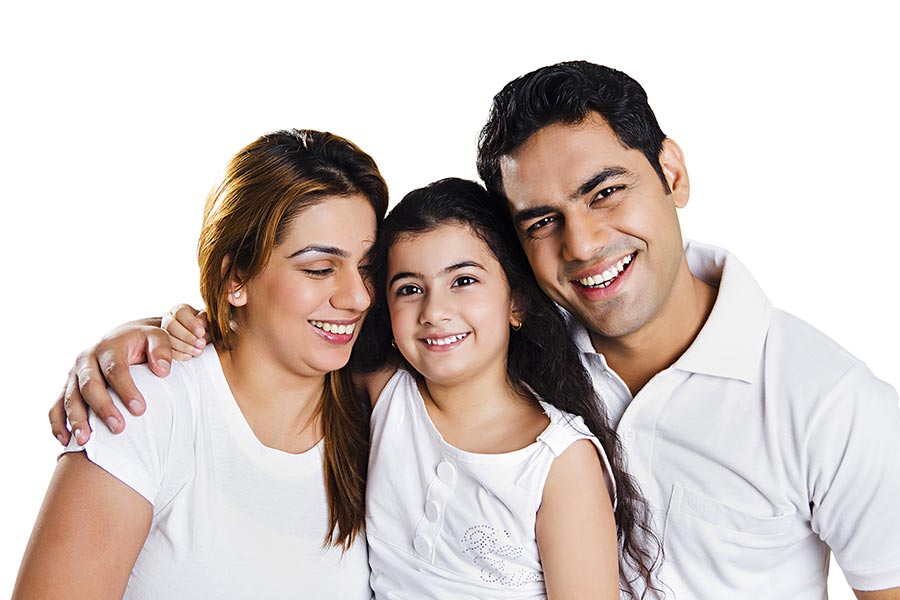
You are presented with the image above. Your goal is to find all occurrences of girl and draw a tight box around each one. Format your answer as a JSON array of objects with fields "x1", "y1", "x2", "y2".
[
  {"x1": 353, "y1": 177, "x2": 659, "y2": 599},
  {"x1": 15, "y1": 130, "x2": 387, "y2": 599}
]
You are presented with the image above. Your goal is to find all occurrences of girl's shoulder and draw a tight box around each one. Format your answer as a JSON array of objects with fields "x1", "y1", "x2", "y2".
[{"x1": 537, "y1": 402, "x2": 617, "y2": 508}]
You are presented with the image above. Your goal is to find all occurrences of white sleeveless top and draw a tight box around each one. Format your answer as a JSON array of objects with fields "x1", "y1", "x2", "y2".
[{"x1": 366, "y1": 369, "x2": 615, "y2": 600}]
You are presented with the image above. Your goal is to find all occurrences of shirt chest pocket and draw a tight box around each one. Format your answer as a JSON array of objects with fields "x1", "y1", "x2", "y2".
[{"x1": 662, "y1": 483, "x2": 801, "y2": 599}]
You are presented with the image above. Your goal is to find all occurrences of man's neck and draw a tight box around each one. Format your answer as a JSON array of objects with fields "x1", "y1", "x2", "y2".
[{"x1": 590, "y1": 258, "x2": 717, "y2": 396}]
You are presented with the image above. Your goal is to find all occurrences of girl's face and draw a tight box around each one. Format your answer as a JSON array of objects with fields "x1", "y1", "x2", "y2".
[
  {"x1": 235, "y1": 194, "x2": 377, "y2": 378},
  {"x1": 386, "y1": 223, "x2": 518, "y2": 388}
]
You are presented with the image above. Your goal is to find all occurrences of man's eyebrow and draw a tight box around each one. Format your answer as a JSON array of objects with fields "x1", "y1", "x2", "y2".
[
  {"x1": 287, "y1": 245, "x2": 349, "y2": 259},
  {"x1": 574, "y1": 167, "x2": 630, "y2": 198},
  {"x1": 512, "y1": 167, "x2": 631, "y2": 227},
  {"x1": 389, "y1": 261, "x2": 485, "y2": 286},
  {"x1": 513, "y1": 206, "x2": 555, "y2": 228}
]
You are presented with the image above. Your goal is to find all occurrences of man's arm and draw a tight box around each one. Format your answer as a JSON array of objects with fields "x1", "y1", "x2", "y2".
[
  {"x1": 807, "y1": 363, "x2": 900, "y2": 595},
  {"x1": 13, "y1": 452, "x2": 153, "y2": 599},
  {"x1": 49, "y1": 319, "x2": 172, "y2": 446}
]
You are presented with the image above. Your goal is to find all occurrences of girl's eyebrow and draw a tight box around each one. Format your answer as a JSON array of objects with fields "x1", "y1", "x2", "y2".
[
  {"x1": 287, "y1": 245, "x2": 349, "y2": 259},
  {"x1": 388, "y1": 260, "x2": 486, "y2": 286}
]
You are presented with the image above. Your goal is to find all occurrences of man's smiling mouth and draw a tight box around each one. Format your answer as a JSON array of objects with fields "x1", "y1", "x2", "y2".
[{"x1": 575, "y1": 252, "x2": 635, "y2": 288}]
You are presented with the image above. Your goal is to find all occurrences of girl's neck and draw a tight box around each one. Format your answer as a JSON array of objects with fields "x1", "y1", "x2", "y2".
[
  {"x1": 216, "y1": 339, "x2": 326, "y2": 454},
  {"x1": 419, "y1": 365, "x2": 549, "y2": 454}
]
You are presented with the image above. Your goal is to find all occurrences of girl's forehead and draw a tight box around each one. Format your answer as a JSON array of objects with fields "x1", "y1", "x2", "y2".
[{"x1": 387, "y1": 223, "x2": 500, "y2": 270}]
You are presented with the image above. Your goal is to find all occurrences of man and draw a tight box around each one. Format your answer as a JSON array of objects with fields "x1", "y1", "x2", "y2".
[{"x1": 52, "y1": 62, "x2": 900, "y2": 599}]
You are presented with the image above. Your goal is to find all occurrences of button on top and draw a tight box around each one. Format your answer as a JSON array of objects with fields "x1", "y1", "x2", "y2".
[
  {"x1": 425, "y1": 500, "x2": 440, "y2": 522},
  {"x1": 413, "y1": 535, "x2": 431, "y2": 556},
  {"x1": 623, "y1": 430, "x2": 635, "y2": 441},
  {"x1": 436, "y1": 460, "x2": 456, "y2": 483}
]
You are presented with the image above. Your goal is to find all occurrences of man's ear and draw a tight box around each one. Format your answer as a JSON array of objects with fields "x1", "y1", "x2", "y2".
[
  {"x1": 660, "y1": 138, "x2": 690, "y2": 209},
  {"x1": 221, "y1": 255, "x2": 247, "y2": 307}
]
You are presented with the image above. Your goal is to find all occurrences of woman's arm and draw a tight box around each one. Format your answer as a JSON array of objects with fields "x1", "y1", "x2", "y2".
[
  {"x1": 13, "y1": 452, "x2": 153, "y2": 599},
  {"x1": 536, "y1": 439, "x2": 620, "y2": 600}
]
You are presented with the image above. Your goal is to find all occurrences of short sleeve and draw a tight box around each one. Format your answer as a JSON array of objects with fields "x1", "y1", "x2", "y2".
[
  {"x1": 806, "y1": 363, "x2": 900, "y2": 591},
  {"x1": 63, "y1": 364, "x2": 193, "y2": 510}
]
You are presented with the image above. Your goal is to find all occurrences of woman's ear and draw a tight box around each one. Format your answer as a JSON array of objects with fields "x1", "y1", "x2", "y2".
[{"x1": 221, "y1": 255, "x2": 247, "y2": 307}]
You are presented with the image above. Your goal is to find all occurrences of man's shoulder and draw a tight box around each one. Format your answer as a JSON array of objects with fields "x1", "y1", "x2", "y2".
[{"x1": 765, "y1": 308, "x2": 892, "y2": 399}]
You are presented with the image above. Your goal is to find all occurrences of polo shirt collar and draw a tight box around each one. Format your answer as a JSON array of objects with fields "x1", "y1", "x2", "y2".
[
  {"x1": 569, "y1": 241, "x2": 771, "y2": 385},
  {"x1": 674, "y1": 241, "x2": 771, "y2": 384}
]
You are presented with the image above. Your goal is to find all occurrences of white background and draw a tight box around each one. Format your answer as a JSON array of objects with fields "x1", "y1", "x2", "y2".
[{"x1": 2, "y1": 1, "x2": 897, "y2": 597}]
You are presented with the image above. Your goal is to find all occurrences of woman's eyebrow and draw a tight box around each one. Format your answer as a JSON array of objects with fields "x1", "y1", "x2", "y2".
[{"x1": 287, "y1": 245, "x2": 349, "y2": 259}]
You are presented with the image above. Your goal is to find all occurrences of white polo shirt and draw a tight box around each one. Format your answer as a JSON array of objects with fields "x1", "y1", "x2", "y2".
[{"x1": 573, "y1": 241, "x2": 900, "y2": 599}]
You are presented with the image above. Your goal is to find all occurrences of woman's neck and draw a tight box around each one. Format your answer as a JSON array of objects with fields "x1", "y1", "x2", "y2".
[{"x1": 216, "y1": 341, "x2": 326, "y2": 454}]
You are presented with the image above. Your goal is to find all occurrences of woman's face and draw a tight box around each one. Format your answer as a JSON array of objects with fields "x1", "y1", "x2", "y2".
[{"x1": 235, "y1": 194, "x2": 377, "y2": 378}]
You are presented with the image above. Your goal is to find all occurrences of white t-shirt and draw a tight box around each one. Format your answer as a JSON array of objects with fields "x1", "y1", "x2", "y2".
[
  {"x1": 366, "y1": 368, "x2": 616, "y2": 600},
  {"x1": 65, "y1": 345, "x2": 372, "y2": 600},
  {"x1": 573, "y1": 241, "x2": 900, "y2": 599}
]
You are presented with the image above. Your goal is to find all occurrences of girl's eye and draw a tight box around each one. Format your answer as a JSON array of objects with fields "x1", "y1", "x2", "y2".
[
  {"x1": 452, "y1": 275, "x2": 478, "y2": 287},
  {"x1": 396, "y1": 284, "x2": 422, "y2": 296}
]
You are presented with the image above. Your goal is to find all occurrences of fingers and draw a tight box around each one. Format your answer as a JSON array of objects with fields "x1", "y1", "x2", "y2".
[
  {"x1": 49, "y1": 387, "x2": 71, "y2": 446},
  {"x1": 163, "y1": 318, "x2": 204, "y2": 359},
  {"x1": 67, "y1": 360, "x2": 97, "y2": 445},
  {"x1": 94, "y1": 338, "x2": 150, "y2": 418},
  {"x1": 144, "y1": 327, "x2": 174, "y2": 377},
  {"x1": 162, "y1": 304, "x2": 208, "y2": 347}
]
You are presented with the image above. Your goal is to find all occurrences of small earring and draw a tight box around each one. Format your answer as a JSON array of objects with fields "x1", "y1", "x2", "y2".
[
  {"x1": 233, "y1": 290, "x2": 241, "y2": 298},
  {"x1": 391, "y1": 339, "x2": 397, "y2": 348},
  {"x1": 511, "y1": 321, "x2": 522, "y2": 331}
]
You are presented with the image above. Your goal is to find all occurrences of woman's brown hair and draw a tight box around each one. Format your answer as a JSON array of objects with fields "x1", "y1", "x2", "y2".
[{"x1": 197, "y1": 129, "x2": 388, "y2": 549}]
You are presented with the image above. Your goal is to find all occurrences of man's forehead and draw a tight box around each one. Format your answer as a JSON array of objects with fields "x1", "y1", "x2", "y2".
[{"x1": 499, "y1": 117, "x2": 637, "y2": 209}]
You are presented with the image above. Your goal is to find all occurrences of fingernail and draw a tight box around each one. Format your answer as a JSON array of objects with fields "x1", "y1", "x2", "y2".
[
  {"x1": 73, "y1": 428, "x2": 83, "y2": 443},
  {"x1": 128, "y1": 400, "x2": 144, "y2": 415},
  {"x1": 194, "y1": 329, "x2": 204, "y2": 338},
  {"x1": 195, "y1": 338, "x2": 206, "y2": 349},
  {"x1": 105, "y1": 415, "x2": 121, "y2": 433},
  {"x1": 56, "y1": 433, "x2": 65, "y2": 446},
  {"x1": 158, "y1": 360, "x2": 170, "y2": 373}
]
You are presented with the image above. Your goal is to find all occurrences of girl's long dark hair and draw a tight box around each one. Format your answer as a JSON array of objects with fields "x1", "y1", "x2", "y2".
[{"x1": 353, "y1": 177, "x2": 662, "y2": 597}]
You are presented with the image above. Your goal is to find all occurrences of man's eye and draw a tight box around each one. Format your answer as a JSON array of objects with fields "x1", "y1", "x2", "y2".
[
  {"x1": 452, "y1": 275, "x2": 478, "y2": 288},
  {"x1": 396, "y1": 284, "x2": 422, "y2": 296},
  {"x1": 594, "y1": 185, "x2": 624, "y2": 202},
  {"x1": 526, "y1": 216, "x2": 556, "y2": 233},
  {"x1": 303, "y1": 268, "x2": 334, "y2": 277}
]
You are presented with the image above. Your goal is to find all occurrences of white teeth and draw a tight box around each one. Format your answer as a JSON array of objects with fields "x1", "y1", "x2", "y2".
[
  {"x1": 577, "y1": 253, "x2": 634, "y2": 288},
  {"x1": 311, "y1": 321, "x2": 356, "y2": 335},
  {"x1": 424, "y1": 333, "x2": 467, "y2": 346}
]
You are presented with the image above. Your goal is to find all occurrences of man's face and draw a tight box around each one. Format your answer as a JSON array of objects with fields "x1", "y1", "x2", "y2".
[{"x1": 499, "y1": 112, "x2": 689, "y2": 342}]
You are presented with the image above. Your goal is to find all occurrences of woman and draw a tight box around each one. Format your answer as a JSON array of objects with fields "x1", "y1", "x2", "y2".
[{"x1": 14, "y1": 129, "x2": 388, "y2": 599}]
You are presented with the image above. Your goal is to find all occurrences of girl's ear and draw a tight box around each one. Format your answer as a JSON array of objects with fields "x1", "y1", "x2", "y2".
[
  {"x1": 509, "y1": 297, "x2": 526, "y2": 331},
  {"x1": 221, "y1": 255, "x2": 247, "y2": 307}
]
